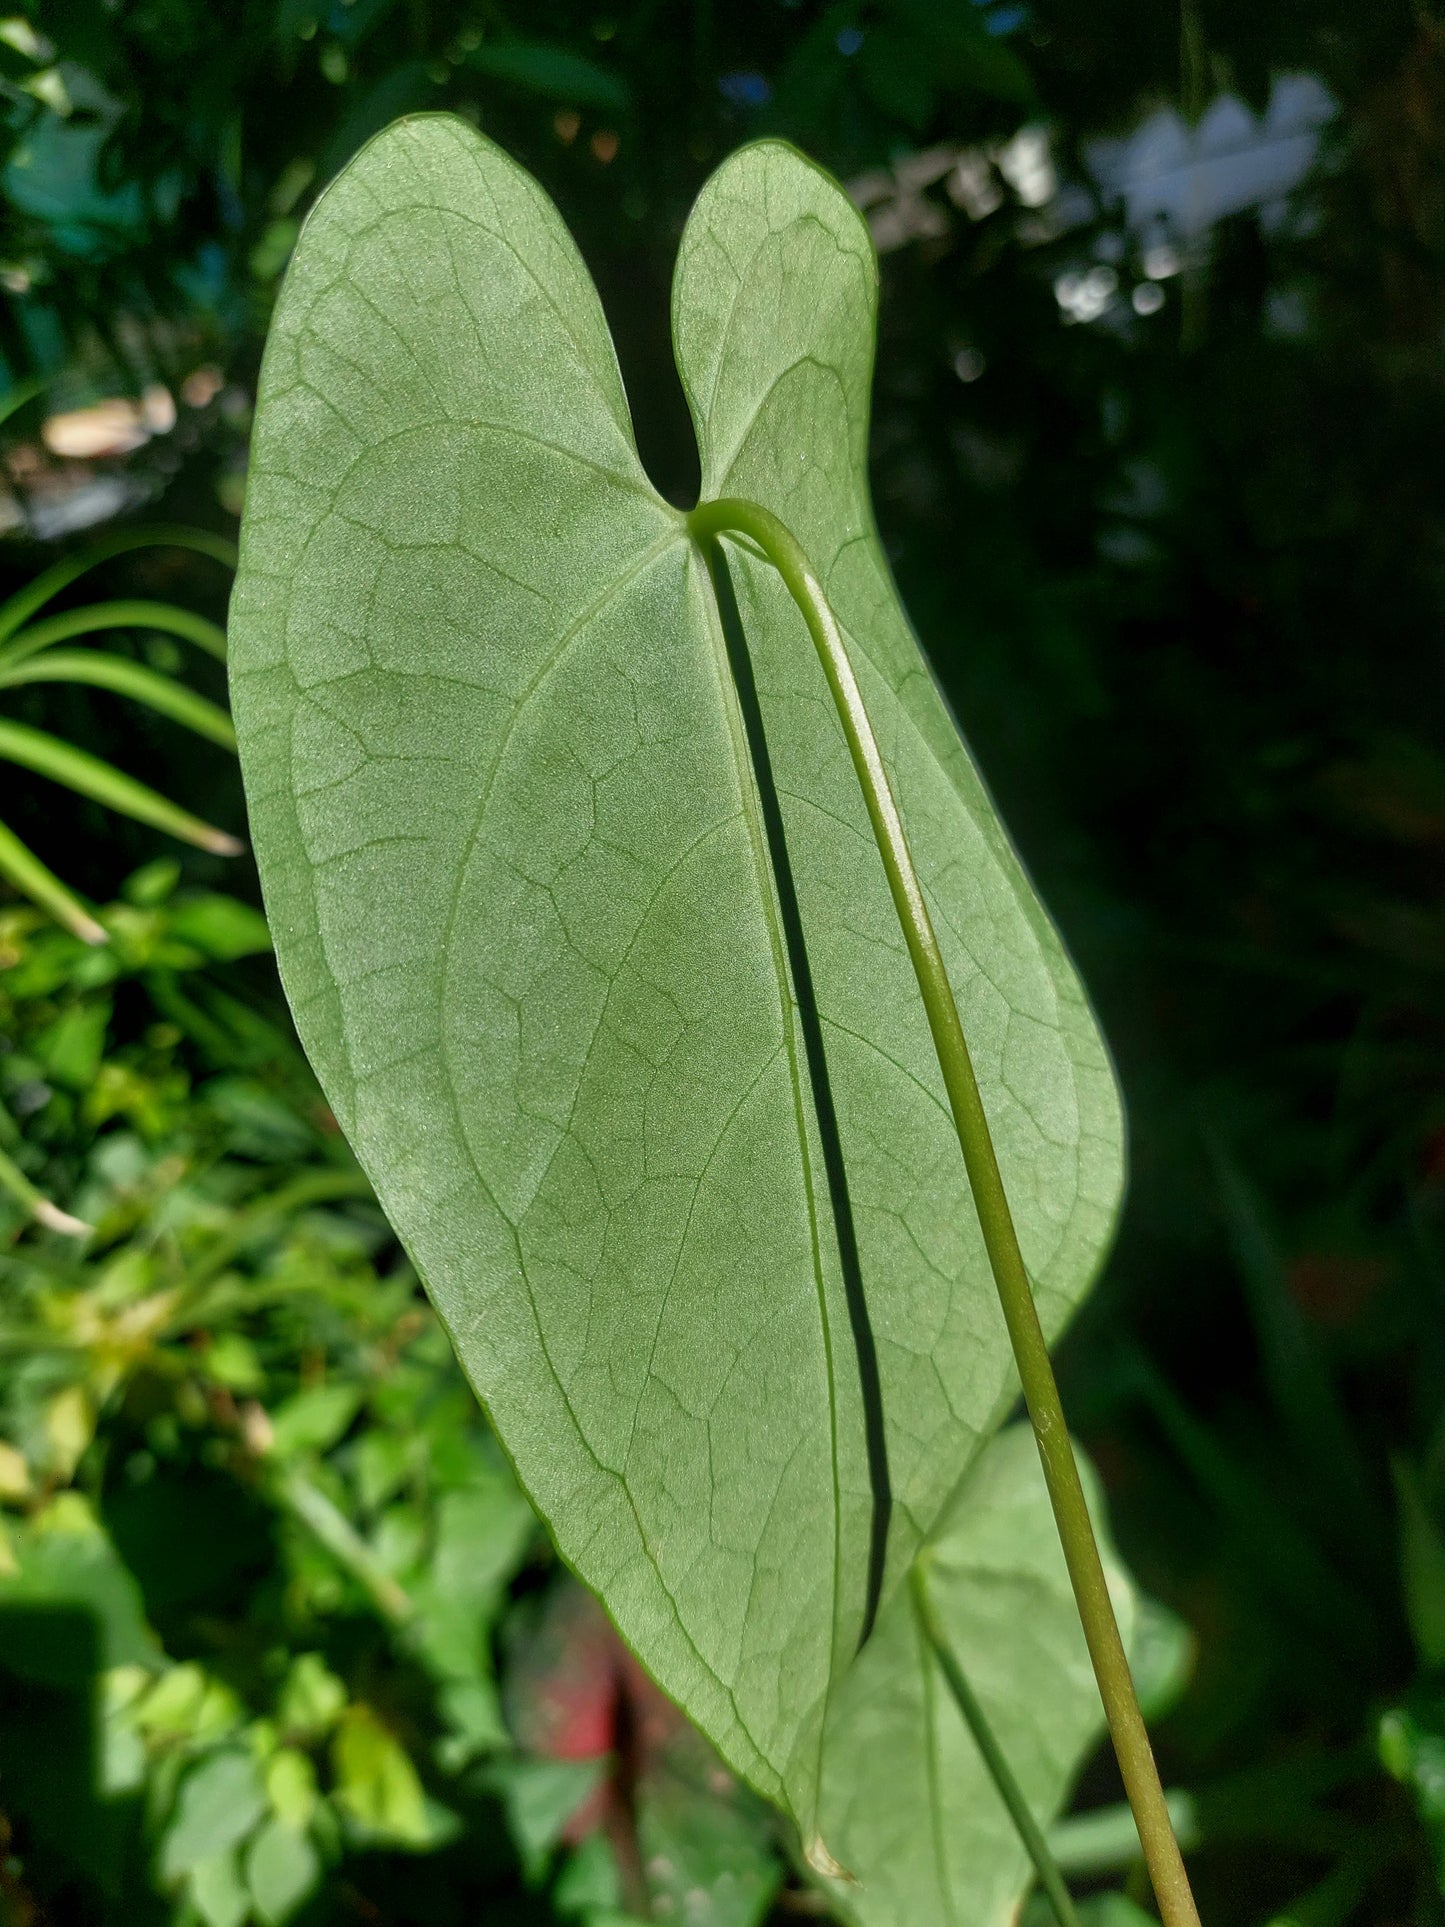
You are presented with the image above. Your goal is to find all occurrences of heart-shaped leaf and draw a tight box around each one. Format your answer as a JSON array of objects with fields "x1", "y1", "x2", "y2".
[
  {"x1": 229, "y1": 115, "x2": 1123, "y2": 1847},
  {"x1": 813, "y1": 1424, "x2": 1134, "y2": 1926}
]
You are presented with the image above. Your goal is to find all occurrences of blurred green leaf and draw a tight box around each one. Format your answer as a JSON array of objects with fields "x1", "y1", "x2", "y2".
[
  {"x1": 555, "y1": 1833, "x2": 623, "y2": 1918},
  {"x1": 1126, "y1": 1593, "x2": 1196, "y2": 1723},
  {"x1": 265, "y1": 1746, "x2": 319, "y2": 1829},
  {"x1": 487, "y1": 1756, "x2": 607, "y2": 1880},
  {"x1": 159, "y1": 1747, "x2": 268, "y2": 1879},
  {"x1": 1380, "y1": 1692, "x2": 1445, "y2": 1864},
  {"x1": 35, "y1": 995, "x2": 110, "y2": 1089},
  {"x1": 331, "y1": 1703, "x2": 430, "y2": 1844},
  {"x1": 276, "y1": 1653, "x2": 347, "y2": 1741},
  {"x1": 1026, "y1": 1897, "x2": 1159, "y2": 1927},
  {"x1": 466, "y1": 39, "x2": 629, "y2": 113},
  {"x1": 269, "y1": 1383, "x2": 362, "y2": 1460},
  {"x1": 1049, "y1": 1794, "x2": 1201, "y2": 1880},
  {"x1": 245, "y1": 1815, "x2": 322, "y2": 1925},
  {"x1": 636, "y1": 1726, "x2": 781, "y2": 1927},
  {"x1": 0, "y1": 1499, "x2": 161, "y2": 1676},
  {"x1": 0, "y1": 376, "x2": 46, "y2": 431},
  {"x1": 1394, "y1": 1459, "x2": 1445, "y2": 1668},
  {"x1": 3, "y1": 67, "x2": 145, "y2": 252},
  {"x1": 277, "y1": 1466, "x2": 414, "y2": 1625},
  {"x1": 167, "y1": 893, "x2": 272, "y2": 961},
  {"x1": 250, "y1": 216, "x2": 302, "y2": 283},
  {"x1": 410, "y1": 1477, "x2": 535, "y2": 1681},
  {"x1": 123, "y1": 857, "x2": 182, "y2": 906},
  {"x1": 205, "y1": 1329, "x2": 265, "y2": 1393},
  {"x1": 201, "y1": 1077, "x2": 318, "y2": 1161},
  {"x1": 134, "y1": 1664, "x2": 216, "y2": 1739},
  {"x1": 351, "y1": 1428, "x2": 415, "y2": 1513},
  {"x1": 190, "y1": 1848, "x2": 252, "y2": 1927},
  {"x1": 435, "y1": 1675, "x2": 508, "y2": 1765}
]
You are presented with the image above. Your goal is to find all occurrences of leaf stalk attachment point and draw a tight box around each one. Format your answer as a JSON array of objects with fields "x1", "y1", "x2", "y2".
[{"x1": 689, "y1": 496, "x2": 1201, "y2": 1927}]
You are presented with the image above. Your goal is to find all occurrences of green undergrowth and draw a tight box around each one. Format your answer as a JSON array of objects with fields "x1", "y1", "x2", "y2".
[{"x1": 0, "y1": 869, "x2": 792, "y2": 1926}]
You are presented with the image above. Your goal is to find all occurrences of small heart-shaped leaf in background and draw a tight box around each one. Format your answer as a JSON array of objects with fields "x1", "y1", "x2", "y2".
[{"x1": 814, "y1": 1424, "x2": 1135, "y2": 1927}]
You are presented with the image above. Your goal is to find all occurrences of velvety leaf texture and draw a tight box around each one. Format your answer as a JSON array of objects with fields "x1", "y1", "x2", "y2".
[
  {"x1": 816, "y1": 1425, "x2": 1134, "y2": 1926},
  {"x1": 229, "y1": 113, "x2": 1124, "y2": 1851}
]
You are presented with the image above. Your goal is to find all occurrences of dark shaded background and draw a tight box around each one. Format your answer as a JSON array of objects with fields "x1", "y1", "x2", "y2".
[{"x1": 2, "y1": 2, "x2": 1444, "y2": 1922}]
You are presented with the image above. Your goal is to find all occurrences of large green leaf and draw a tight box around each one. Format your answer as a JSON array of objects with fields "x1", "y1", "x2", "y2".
[
  {"x1": 813, "y1": 1424, "x2": 1134, "y2": 1925},
  {"x1": 229, "y1": 115, "x2": 1123, "y2": 1848}
]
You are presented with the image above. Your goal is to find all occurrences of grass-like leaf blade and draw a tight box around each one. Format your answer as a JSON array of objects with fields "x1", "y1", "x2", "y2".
[
  {"x1": 0, "y1": 650, "x2": 236, "y2": 747},
  {"x1": 0, "y1": 814, "x2": 107, "y2": 943},
  {"x1": 0, "y1": 529, "x2": 237, "y2": 647},
  {"x1": 0, "y1": 719, "x2": 242, "y2": 853},
  {"x1": 0, "y1": 598, "x2": 229, "y2": 670}
]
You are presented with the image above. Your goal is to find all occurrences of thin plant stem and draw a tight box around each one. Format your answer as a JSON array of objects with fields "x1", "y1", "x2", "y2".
[
  {"x1": 689, "y1": 497, "x2": 1202, "y2": 1927},
  {"x1": 0, "y1": 1133, "x2": 91, "y2": 1237},
  {"x1": 275, "y1": 1466, "x2": 413, "y2": 1626},
  {"x1": 910, "y1": 1561, "x2": 1082, "y2": 1927},
  {"x1": 0, "y1": 814, "x2": 107, "y2": 944}
]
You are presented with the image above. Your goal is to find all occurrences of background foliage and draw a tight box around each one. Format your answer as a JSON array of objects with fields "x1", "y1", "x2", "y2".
[{"x1": 0, "y1": 1, "x2": 1442, "y2": 1923}]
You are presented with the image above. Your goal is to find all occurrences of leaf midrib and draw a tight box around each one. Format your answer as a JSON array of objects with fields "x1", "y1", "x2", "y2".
[{"x1": 693, "y1": 539, "x2": 851, "y2": 1803}]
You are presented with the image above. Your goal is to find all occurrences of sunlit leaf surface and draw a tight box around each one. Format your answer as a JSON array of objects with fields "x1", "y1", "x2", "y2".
[{"x1": 230, "y1": 115, "x2": 1123, "y2": 1844}]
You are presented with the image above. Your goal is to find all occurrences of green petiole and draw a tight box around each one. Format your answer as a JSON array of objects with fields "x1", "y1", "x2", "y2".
[{"x1": 690, "y1": 496, "x2": 1201, "y2": 1927}]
